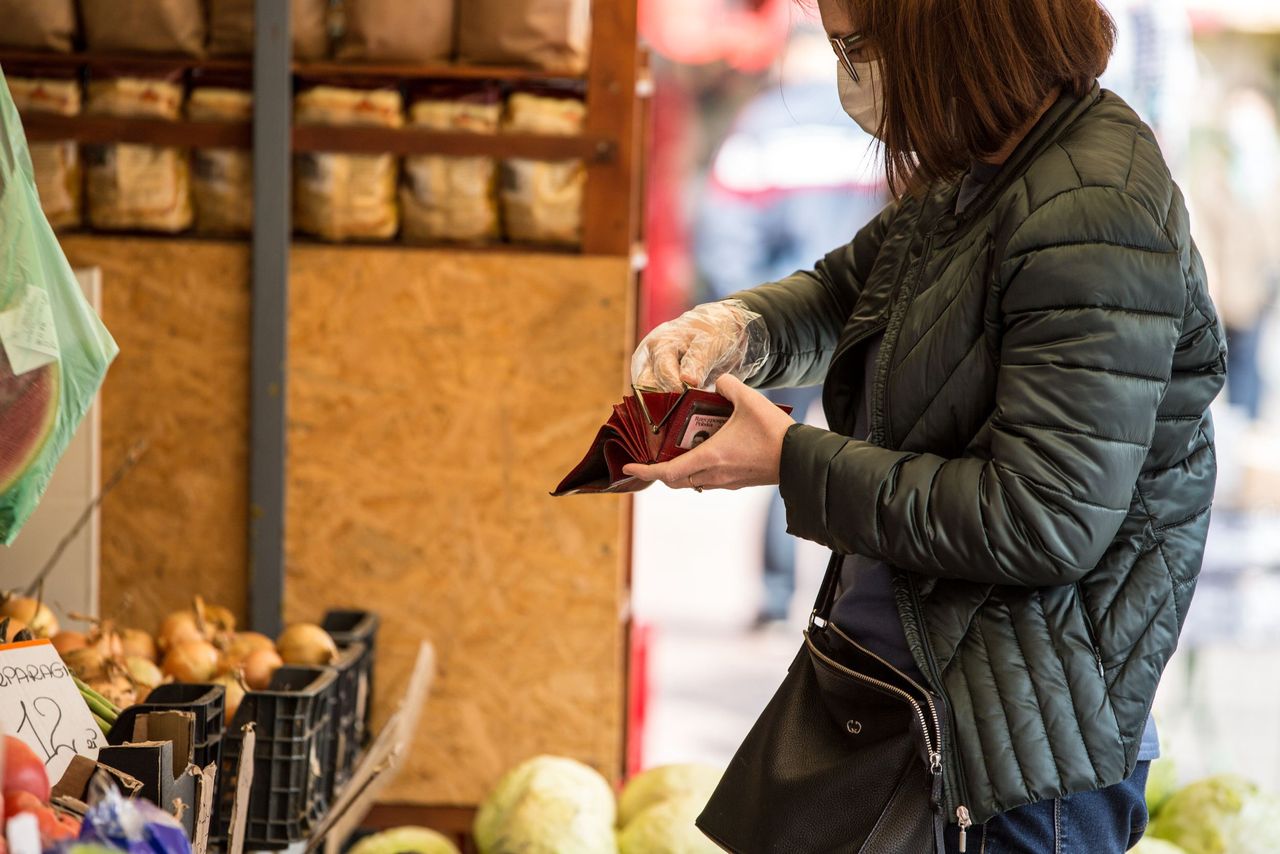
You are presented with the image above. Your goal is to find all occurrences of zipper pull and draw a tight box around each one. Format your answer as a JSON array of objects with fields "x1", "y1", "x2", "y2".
[
  {"x1": 1094, "y1": 650, "x2": 1105, "y2": 678},
  {"x1": 930, "y1": 751, "x2": 943, "y2": 775},
  {"x1": 957, "y1": 806, "x2": 972, "y2": 853}
]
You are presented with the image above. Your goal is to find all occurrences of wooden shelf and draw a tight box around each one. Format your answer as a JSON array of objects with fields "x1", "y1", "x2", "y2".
[
  {"x1": 22, "y1": 112, "x2": 611, "y2": 161},
  {"x1": 0, "y1": 49, "x2": 584, "y2": 84},
  {"x1": 21, "y1": 113, "x2": 252, "y2": 147}
]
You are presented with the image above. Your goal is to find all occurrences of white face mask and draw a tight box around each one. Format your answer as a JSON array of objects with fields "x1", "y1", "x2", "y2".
[{"x1": 837, "y1": 59, "x2": 884, "y2": 137}]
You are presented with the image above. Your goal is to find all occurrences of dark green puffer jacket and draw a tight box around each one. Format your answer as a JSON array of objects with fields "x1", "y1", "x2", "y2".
[{"x1": 734, "y1": 85, "x2": 1226, "y2": 825}]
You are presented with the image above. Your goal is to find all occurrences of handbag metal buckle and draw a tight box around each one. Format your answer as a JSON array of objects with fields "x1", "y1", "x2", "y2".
[{"x1": 631, "y1": 382, "x2": 691, "y2": 435}]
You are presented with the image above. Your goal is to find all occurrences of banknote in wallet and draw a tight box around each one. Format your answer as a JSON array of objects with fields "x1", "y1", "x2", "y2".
[{"x1": 552, "y1": 386, "x2": 792, "y2": 496}]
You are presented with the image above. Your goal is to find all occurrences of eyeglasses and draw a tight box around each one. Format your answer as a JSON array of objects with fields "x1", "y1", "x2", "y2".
[{"x1": 830, "y1": 32, "x2": 869, "y2": 82}]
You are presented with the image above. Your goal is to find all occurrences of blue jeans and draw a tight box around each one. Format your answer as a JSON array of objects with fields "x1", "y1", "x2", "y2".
[{"x1": 943, "y1": 762, "x2": 1150, "y2": 853}]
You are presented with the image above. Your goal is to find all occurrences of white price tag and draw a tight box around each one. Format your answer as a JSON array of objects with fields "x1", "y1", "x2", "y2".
[{"x1": 0, "y1": 639, "x2": 102, "y2": 785}]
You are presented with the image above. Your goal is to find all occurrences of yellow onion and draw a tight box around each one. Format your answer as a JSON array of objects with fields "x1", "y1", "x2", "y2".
[
  {"x1": 162, "y1": 640, "x2": 220, "y2": 682},
  {"x1": 1, "y1": 617, "x2": 29, "y2": 643},
  {"x1": 62, "y1": 647, "x2": 108, "y2": 681},
  {"x1": 159, "y1": 611, "x2": 205, "y2": 651},
  {"x1": 241, "y1": 648, "x2": 283, "y2": 691},
  {"x1": 120, "y1": 628, "x2": 157, "y2": 662},
  {"x1": 90, "y1": 674, "x2": 137, "y2": 710},
  {"x1": 220, "y1": 631, "x2": 276, "y2": 671},
  {"x1": 213, "y1": 673, "x2": 247, "y2": 725},
  {"x1": 125, "y1": 656, "x2": 164, "y2": 691},
  {"x1": 51, "y1": 631, "x2": 88, "y2": 656},
  {"x1": 199, "y1": 602, "x2": 237, "y2": 635},
  {"x1": 0, "y1": 596, "x2": 59, "y2": 637},
  {"x1": 276, "y1": 623, "x2": 337, "y2": 666},
  {"x1": 89, "y1": 628, "x2": 124, "y2": 658}
]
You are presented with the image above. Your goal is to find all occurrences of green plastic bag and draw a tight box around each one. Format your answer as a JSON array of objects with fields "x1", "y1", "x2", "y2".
[{"x1": 0, "y1": 67, "x2": 118, "y2": 544}]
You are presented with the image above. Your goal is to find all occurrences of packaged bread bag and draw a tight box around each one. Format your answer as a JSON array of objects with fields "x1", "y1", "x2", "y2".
[
  {"x1": 337, "y1": 0, "x2": 453, "y2": 62},
  {"x1": 294, "y1": 85, "x2": 403, "y2": 241},
  {"x1": 84, "y1": 72, "x2": 192, "y2": 232},
  {"x1": 401, "y1": 84, "x2": 501, "y2": 243},
  {"x1": 80, "y1": 0, "x2": 207, "y2": 57},
  {"x1": 0, "y1": 0, "x2": 77, "y2": 52},
  {"x1": 208, "y1": 0, "x2": 330, "y2": 60},
  {"x1": 6, "y1": 76, "x2": 82, "y2": 229},
  {"x1": 501, "y1": 89, "x2": 586, "y2": 245},
  {"x1": 458, "y1": 0, "x2": 590, "y2": 72},
  {"x1": 188, "y1": 86, "x2": 253, "y2": 234}
]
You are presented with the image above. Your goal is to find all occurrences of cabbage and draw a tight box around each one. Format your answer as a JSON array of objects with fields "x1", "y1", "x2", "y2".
[
  {"x1": 617, "y1": 799, "x2": 720, "y2": 854},
  {"x1": 349, "y1": 827, "x2": 460, "y2": 854},
  {"x1": 1146, "y1": 757, "x2": 1179, "y2": 818},
  {"x1": 473, "y1": 756, "x2": 616, "y2": 854},
  {"x1": 1220, "y1": 792, "x2": 1280, "y2": 854},
  {"x1": 617, "y1": 764, "x2": 722, "y2": 829},
  {"x1": 1148, "y1": 775, "x2": 1261, "y2": 854},
  {"x1": 1129, "y1": 838, "x2": 1189, "y2": 854}
]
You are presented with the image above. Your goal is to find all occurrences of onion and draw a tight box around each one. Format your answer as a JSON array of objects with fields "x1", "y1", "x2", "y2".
[
  {"x1": 241, "y1": 649, "x2": 283, "y2": 691},
  {"x1": 62, "y1": 647, "x2": 107, "y2": 681},
  {"x1": 0, "y1": 597, "x2": 59, "y2": 637},
  {"x1": 200, "y1": 603, "x2": 237, "y2": 635},
  {"x1": 90, "y1": 675, "x2": 137, "y2": 710},
  {"x1": 2, "y1": 617, "x2": 29, "y2": 642},
  {"x1": 121, "y1": 628, "x2": 157, "y2": 662},
  {"x1": 51, "y1": 631, "x2": 88, "y2": 656},
  {"x1": 220, "y1": 631, "x2": 276, "y2": 670},
  {"x1": 162, "y1": 640, "x2": 220, "y2": 683},
  {"x1": 125, "y1": 656, "x2": 164, "y2": 691},
  {"x1": 159, "y1": 611, "x2": 205, "y2": 650},
  {"x1": 89, "y1": 629, "x2": 124, "y2": 658},
  {"x1": 276, "y1": 623, "x2": 337, "y2": 666},
  {"x1": 213, "y1": 673, "x2": 247, "y2": 725}
]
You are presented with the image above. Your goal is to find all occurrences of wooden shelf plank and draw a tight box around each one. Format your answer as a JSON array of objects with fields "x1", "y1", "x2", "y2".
[
  {"x1": 21, "y1": 113, "x2": 252, "y2": 148},
  {"x1": 292, "y1": 125, "x2": 611, "y2": 160},
  {"x1": 293, "y1": 60, "x2": 583, "y2": 83},
  {"x1": 0, "y1": 49, "x2": 584, "y2": 83},
  {"x1": 20, "y1": 113, "x2": 612, "y2": 162}
]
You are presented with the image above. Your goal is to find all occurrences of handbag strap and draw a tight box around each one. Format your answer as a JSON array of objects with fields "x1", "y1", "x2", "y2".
[{"x1": 808, "y1": 552, "x2": 844, "y2": 628}]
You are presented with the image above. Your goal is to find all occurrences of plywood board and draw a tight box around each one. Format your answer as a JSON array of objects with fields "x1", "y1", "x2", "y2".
[
  {"x1": 58, "y1": 236, "x2": 251, "y2": 631},
  {"x1": 285, "y1": 245, "x2": 633, "y2": 804}
]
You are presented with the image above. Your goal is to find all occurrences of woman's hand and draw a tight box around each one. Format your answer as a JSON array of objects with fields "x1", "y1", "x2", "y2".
[
  {"x1": 623, "y1": 375, "x2": 795, "y2": 490},
  {"x1": 632, "y1": 299, "x2": 770, "y2": 391}
]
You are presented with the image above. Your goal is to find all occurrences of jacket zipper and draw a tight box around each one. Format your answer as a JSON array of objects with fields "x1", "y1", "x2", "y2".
[
  {"x1": 872, "y1": 226, "x2": 937, "y2": 445},
  {"x1": 805, "y1": 633, "x2": 942, "y2": 771},
  {"x1": 1073, "y1": 583, "x2": 1106, "y2": 678},
  {"x1": 908, "y1": 574, "x2": 974, "y2": 842}
]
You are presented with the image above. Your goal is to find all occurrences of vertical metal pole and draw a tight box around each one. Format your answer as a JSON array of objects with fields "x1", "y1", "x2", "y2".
[{"x1": 249, "y1": 0, "x2": 291, "y2": 636}]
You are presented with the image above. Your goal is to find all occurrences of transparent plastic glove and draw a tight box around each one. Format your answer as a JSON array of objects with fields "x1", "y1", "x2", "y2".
[{"x1": 631, "y1": 299, "x2": 770, "y2": 391}]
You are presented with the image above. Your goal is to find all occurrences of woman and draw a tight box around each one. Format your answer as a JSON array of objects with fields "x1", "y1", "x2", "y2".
[{"x1": 625, "y1": 0, "x2": 1226, "y2": 850}]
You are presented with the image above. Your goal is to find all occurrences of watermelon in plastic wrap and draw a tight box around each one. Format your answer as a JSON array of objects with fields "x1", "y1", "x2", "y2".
[{"x1": 0, "y1": 67, "x2": 117, "y2": 543}]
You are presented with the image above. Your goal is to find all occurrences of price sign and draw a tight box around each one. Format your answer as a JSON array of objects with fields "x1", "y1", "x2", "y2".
[{"x1": 0, "y1": 639, "x2": 101, "y2": 784}]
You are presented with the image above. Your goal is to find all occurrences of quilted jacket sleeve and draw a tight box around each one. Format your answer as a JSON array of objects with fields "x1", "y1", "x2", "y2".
[
  {"x1": 780, "y1": 187, "x2": 1189, "y2": 586},
  {"x1": 729, "y1": 202, "x2": 898, "y2": 389}
]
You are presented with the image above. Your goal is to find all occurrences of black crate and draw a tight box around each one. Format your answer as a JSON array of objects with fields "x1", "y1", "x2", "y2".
[
  {"x1": 325, "y1": 642, "x2": 366, "y2": 797},
  {"x1": 108, "y1": 683, "x2": 226, "y2": 772},
  {"x1": 215, "y1": 666, "x2": 338, "y2": 850},
  {"x1": 322, "y1": 609, "x2": 379, "y2": 746}
]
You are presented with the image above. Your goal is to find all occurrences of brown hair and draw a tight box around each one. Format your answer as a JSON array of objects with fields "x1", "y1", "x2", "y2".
[{"x1": 842, "y1": 0, "x2": 1115, "y2": 195}]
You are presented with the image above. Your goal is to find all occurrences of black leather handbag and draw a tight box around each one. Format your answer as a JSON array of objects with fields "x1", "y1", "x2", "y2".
[{"x1": 697, "y1": 557, "x2": 946, "y2": 854}]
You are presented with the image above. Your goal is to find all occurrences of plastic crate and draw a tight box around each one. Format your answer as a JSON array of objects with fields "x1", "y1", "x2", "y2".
[
  {"x1": 322, "y1": 609, "x2": 379, "y2": 746},
  {"x1": 108, "y1": 683, "x2": 226, "y2": 772},
  {"x1": 215, "y1": 666, "x2": 338, "y2": 850},
  {"x1": 323, "y1": 642, "x2": 365, "y2": 798}
]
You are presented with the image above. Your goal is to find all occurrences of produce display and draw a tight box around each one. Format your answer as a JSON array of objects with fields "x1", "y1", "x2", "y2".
[
  {"x1": 350, "y1": 826, "x2": 461, "y2": 854},
  {"x1": 472, "y1": 759, "x2": 723, "y2": 854},
  {"x1": 1147, "y1": 773, "x2": 1280, "y2": 854},
  {"x1": 2, "y1": 734, "x2": 82, "y2": 849}
]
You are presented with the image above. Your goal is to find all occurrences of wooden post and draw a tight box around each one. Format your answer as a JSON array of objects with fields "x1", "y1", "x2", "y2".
[{"x1": 581, "y1": 0, "x2": 643, "y2": 257}]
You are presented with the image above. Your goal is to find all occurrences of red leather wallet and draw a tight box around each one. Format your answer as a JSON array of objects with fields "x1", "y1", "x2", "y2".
[{"x1": 552, "y1": 386, "x2": 792, "y2": 496}]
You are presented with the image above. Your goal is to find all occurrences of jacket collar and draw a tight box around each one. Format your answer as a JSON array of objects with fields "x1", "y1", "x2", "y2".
[{"x1": 941, "y1": 81, "x2": 1104, "y2": 228}]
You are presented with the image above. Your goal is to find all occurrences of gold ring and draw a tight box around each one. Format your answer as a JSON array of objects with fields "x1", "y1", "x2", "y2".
[{"x1": 689, "y1": 474, "x2": 704, "y2": 493}]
